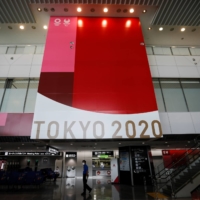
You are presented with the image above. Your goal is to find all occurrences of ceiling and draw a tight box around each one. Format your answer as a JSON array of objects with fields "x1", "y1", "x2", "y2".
[
  {"x1": 0, "y1": 0, "x2": 200, "y2": 46},
  {"x1": 0, "y1": 134, "x2": 198, "y2": 151}
]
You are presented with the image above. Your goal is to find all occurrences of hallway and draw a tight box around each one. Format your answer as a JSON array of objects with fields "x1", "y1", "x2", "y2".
[{"x1": 0, "y1": 177, "x2": 191, "y2": 200}]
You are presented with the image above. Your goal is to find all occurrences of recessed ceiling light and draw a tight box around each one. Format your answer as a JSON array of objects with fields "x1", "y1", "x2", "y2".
[
  {"x1": 143, "y1": 9, "x2": 147, "y2": 13},
  {"x1": 119, "y1": 143, "x2": 121, "y2": 145},
  {"x1": 43, "y1": 25, "x2": 48, "y2": 29},
  {"x1": 70, "y1": 143, "x2": 73, "y2": 145},
  {"x1": 64, "y1": 8, "x2": 68, "y2": 12},
  {"x1": 181, "y1": 27, "x2": 185, "y2": 32},
  {"x1": 77, "y1": 7, "x2": 82, "y2": 12},
  {"x1": 19, "y1": 25, "x2": 24, "y2": 30},
  {"x1": 171, "y1": 46, "x2": 176, "y2": 48},
  {"x1": 142, "y1": 142, "x2": 145, "y2": 144},
  {"x1": 103, "y1": 8, "x2": 108, "y2": 13},
  {"x1": 91, "y1": 8, "x2": 95, "y2": 12},
  {"x1": 44, "y1": 8, "x2": 48, "y2": 12},
  {"x1": 191, "y1": 47, "x2": 195, "y2": 48},
  {"x1": 22, "y1": 143, "x2": 24, "y2": 145},
  {"x1": 170, "y1": 28, "x2": 174, "y2": 31},
  {"x1": 51, "y1": 8, "x2": 55, "y2": 12},
  {"x1": 123, "y1": 9, "x2": 128, "y2": 13},
  {"x1": 37, "y1": 8, "x2": 42, "y2": 12},
  {"x1": 148, "y1": 27, "x2": 152, "y2": 30},
  {"x1": 117, "y1": 9, "x2": 121, "y2": 13},
  {"x1": 192, "y1": 28, "x2": 196, "y2": 32},
  {"x1": 8, "y1": 26, "x2": 12, "y2": 29},
  {"x1": 165, "y1": 142, "x2": 168, "y2": 144},
  {"x1": 159, "y1": 27, "x2": 163, "y2": 31},
  {"x1": 129, "y1": 8, "x2": 134, "y2": 13}
]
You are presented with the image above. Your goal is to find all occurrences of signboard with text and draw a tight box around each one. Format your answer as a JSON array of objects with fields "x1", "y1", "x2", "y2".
[{"x1": 31, "y1": 17, "x2": 162, "y2": 139}]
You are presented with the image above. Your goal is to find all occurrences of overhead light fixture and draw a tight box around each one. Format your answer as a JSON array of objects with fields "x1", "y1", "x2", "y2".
[
  {"x1": 142, "y1": 142, "x2": 145, "y2": 144},
  {"x1": 119, "y1": 143, "x2": 121, "y2": 145},
  {"x1": 148, "y1": 27, "x2": 152, "y2": 30},
  {"x1": 37, "y1": 8, "x2": 42, "y2": 12},
  {"x1": 91, "y1": 8, "x2": 95, "y2": 12},
  {"x1": 43, "y1": 25, "x2": 48, "y2": 29},
  {"x1": 129, "y1": 8, "x2": 134, "y2": 13},
  {"x1": 103, "y1": 8, "x2": 108, "y2": 13},
  {"x1": 64, "y1": 8, "x2": 68, "y2": 12},
  {"x1": 143, "y1": 9, "x2": 147, "y2": 13},
  {"x1": 22, "y1": 143, "x2": 24, "y2": 145},
  {"x1": 191, "y1": 47, "x2": 195, "y2": 48},
  {"x1": 44, "y1": 8, "x2": 48, "y2": 12},
  {"x1": 181, "y1": 27, "x2": 185, "y2": 32},
  {"x1": 19, "y1": 25, "x2": 24, "y2": 30},
  {"x1": 117, "y1": 9, "x2": 121, "y2": 13},
  {"x1": 77, "y1": 7, "x2": 82, "y2": 12},
  {"x1": 170, "y1": 28, "x2": 174, "y2": 31},
  {"x1": 171, "y1": 46, "x2": 176, "y2": 48},
  {"x1": 70, "y1": 143, "x2": 73, "y2": 145},
  {"x1": 51, "y1": 8, "x2": 55, "y2": 12},
  {"x1": 159, "y1": 27, "x2": 163, "y2": 31},
  {"x1": 165, "y1": 142, "x2": 168, "y2": 144}
]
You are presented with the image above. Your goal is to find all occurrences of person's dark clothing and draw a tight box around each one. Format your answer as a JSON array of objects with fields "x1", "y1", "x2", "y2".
[{"x1": 82, "y1": 164, "x2": 92, "y2": 195}]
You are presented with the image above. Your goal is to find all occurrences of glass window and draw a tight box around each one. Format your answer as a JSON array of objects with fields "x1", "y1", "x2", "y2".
[
  {"x1": 7, "y1": 47, "x2": 16, "y2": 54},
  {"x1": 1, "y1": 79, "x2": 28, "y2": 113},
  {"x1": 0, "y1": 79, "x2": 6, "y2": 106},
  {"x1": 24, "y1": 79, "x2": 39, "y2": 113},
  {"x1": 181, "y1": 80, "x2": 200, "y2": 112},
  {"x1": 15, "y1": 46, "x2": 25, "y2": 54},
  {"x1": 153, "y1": 79, "x2": 165, "y2": 112},
  {"x1": 160, "y1": 79, "x2": 188, "y2": 112}
]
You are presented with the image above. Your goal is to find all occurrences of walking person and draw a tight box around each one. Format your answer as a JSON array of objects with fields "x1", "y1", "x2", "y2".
[{"x1": 81, "y1": 160, "x2": 92, "y2": 196}]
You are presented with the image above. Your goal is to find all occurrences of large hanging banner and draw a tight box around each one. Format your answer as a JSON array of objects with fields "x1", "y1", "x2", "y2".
[{"x1": 31, "y1": 17, "x2": 162, "y2": 139}]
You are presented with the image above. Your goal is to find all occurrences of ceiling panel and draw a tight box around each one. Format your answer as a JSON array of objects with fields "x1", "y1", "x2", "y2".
[
  {"x1": 0, "y1": 0, "x2": 35, "y2": 23},
  {"x1": 151, "y1": 0, "x2": 200, "y2": 26}
]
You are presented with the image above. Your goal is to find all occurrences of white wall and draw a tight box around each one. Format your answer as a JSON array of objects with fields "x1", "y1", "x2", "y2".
[{"x1": 159, "y1": 112, "x2": 200, "y2": 134}]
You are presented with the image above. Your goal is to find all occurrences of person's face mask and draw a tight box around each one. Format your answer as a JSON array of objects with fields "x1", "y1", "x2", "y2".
[{"x1": 82, "y1": 163, "x2": 85, "y2": 165}]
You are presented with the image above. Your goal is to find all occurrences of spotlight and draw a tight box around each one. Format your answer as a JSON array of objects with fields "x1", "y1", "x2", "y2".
[
  {"x1": 37, "y1": 8, "x2": 42, "y2": 12},
  {"x1": 77, "y1": 7, "x2": 82, "y2": 12},
  {"x1": 129, "y1": 8, "x2": 134, "y2": 13},
  {"x1": 159, "y1": 27, "x2": 163, "y2": 31},
  {"x1": 43, "y1": 25, "x2": 48, "y2": 29},
  {"x1": 103, "y1": 8, "x2": 108, "y2": 13},
  {"x1": 148, "y1": 27, "x2": 152, "y2": 30},
  {"x1": 19, "y1": 25, "x2": 24, "y2": 30},
  {"x1": 102, "y1": 20, "x2": 107, "y2": 27},
  {"x1": 143, "y1": 9, "x2": 147, "y2": 13},
  {"x1": 181, "y1": 27, "x2": 185, "y2": 32}
]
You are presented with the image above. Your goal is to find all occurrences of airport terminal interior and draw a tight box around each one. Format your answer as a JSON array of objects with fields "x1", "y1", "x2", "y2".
[{"x1": 0, "y1": 0, "x2": 200, "y2": 199}]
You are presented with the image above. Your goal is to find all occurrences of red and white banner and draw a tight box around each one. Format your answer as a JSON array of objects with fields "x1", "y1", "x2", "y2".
[
  {"x1": 111, "y1": 159, "x2": 119, "y2": 183},
  {"x1": 96, "y1": 170, "x2": 111, "y2": 176},
  {"x1": 31, "y1": 17, "x2": 162, "y2": 139}
]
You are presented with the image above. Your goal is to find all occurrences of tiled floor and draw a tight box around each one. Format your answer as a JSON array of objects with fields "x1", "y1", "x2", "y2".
[{"x1": 0, "y1": 177, "x2": 191, "y2": 200}]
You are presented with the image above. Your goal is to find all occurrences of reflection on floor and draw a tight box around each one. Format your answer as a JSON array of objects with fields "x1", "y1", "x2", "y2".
[{"x1": 0, "y1": 177, "x2": 191, "y2": 200}]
